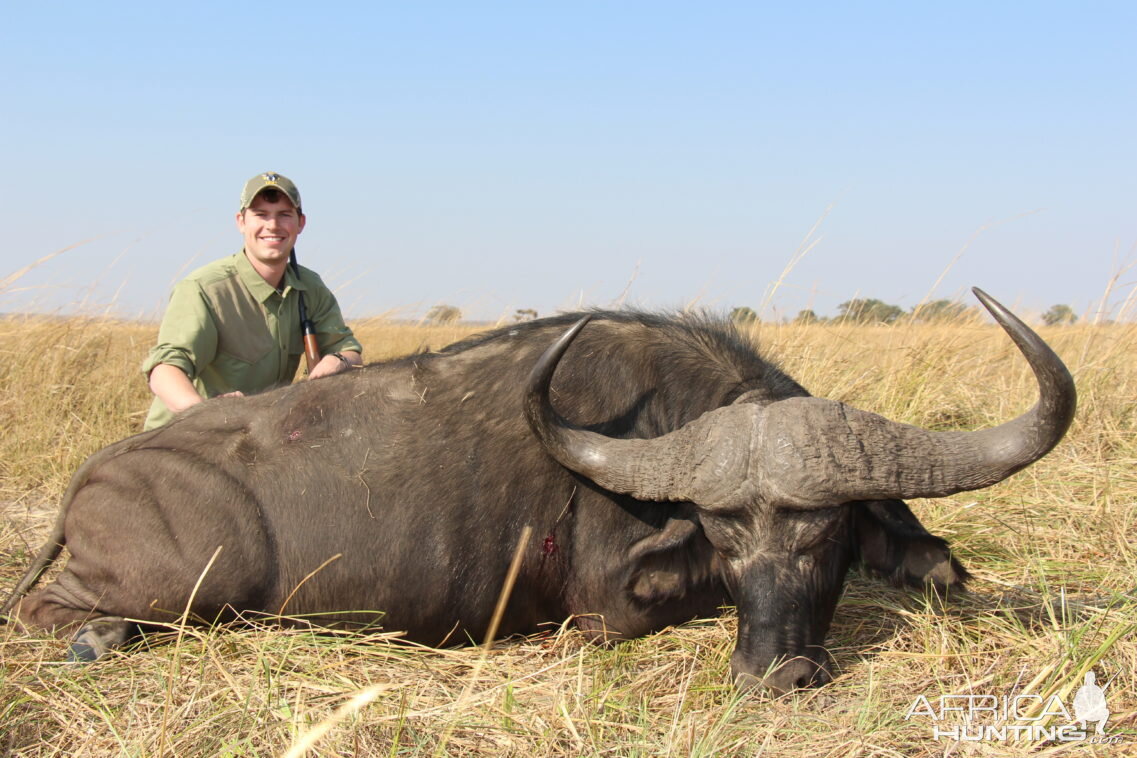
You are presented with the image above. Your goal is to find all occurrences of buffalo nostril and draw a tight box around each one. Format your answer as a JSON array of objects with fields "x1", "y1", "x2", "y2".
[
  {"x1": 731, "y1": 648, "x2": 834, "y2": 693},
  {"x1": 759, "y1": 657, "x2": 830, "y2": 694}
]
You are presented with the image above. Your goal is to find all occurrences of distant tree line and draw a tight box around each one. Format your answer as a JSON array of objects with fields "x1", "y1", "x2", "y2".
[
  {"x1": 727, "y1": 298, "x2": 1080, "y2": 326},
  {"x1": 427, "y1": 300, "x2": 1082, "y2": 327},
  {"x1": 424, "y1": 306, "x2": 541, "y2": 324}
]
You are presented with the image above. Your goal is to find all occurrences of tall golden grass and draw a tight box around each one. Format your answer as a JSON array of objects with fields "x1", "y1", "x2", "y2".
[{"x1": 1, "y1": 310, "x2": 1134, "y2": 756}]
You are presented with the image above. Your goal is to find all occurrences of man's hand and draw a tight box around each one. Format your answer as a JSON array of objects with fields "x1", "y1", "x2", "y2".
[{"x1": 308, "y1": 351, "x2": 361, "y2": 380}]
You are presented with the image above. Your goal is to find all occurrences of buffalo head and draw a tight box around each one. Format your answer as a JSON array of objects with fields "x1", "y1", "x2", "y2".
[{"x1": 525, "y1": 288, "x2": 1075, "y2": 693}]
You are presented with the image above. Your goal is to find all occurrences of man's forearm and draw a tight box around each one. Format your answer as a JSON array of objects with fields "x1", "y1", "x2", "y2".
[{"x1": 148, "y1": 363, "x2": 204, "y2": 413}]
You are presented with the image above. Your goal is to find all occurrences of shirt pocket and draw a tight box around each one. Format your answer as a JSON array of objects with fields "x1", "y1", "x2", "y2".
[{"x1": 206, "y1": 277, "x2": 280, "y2": 365}]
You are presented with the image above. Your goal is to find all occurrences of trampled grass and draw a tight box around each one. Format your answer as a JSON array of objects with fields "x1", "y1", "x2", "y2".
[{"x1": 1, "y1": 311, "x2": 1134, "y2": 756}]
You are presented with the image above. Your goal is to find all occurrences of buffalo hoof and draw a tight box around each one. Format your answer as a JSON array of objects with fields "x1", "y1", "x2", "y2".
[
  {"x1": 65, "y1": 617, "x2": 128, "y2": 662},
  {"x1": 66, "y1": 637, "x2": 101, "y2": 662}
]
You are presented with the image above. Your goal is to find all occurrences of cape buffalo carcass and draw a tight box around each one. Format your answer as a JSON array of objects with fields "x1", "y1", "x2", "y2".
[{"x1": 2, "y1": 288, "x2": 1074, "y2": 692}]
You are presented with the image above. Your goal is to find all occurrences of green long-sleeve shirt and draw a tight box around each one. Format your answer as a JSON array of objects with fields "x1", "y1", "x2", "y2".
[{"x1": 141, "y1": 251, "x2": 362, "y2": 429}]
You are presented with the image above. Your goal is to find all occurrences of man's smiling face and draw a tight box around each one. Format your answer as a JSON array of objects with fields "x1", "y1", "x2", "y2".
[{"x1": 236, "y1": 192, "x2": 306, "y2": 277}]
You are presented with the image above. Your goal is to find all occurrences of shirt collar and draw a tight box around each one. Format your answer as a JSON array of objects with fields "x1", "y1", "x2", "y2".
[{"x1": 234, "y1": 250, "x2": 308, "y2": 303}]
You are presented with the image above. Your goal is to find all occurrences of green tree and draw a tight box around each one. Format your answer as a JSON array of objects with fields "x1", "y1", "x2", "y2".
[
  {"x1": 910, "y1": 299, "x2": 975, "y2": 323},
  {"x1": 837, "y1": 298, "x2": 904, "y2": 324},
  {"x1": 426, "y1": 304, "x2": 462, "y2": 324},
  {"x1": 730, "y1": 306, "x2": 758, "y2": 325},
  {"x1": 794, "y1": 309, "x2": 820, "y2": 324},
  {"x1": 1042, "y1": 304, "x2": 1076, "y2": 326}
]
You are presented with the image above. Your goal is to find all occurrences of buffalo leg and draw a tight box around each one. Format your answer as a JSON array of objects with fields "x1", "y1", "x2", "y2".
[
  {"x1": 853, "y1": 499, "x2": 969, "y2": 590},
  {"x1": 17, "y1": 576, "x2": 133, "y2": 660}
]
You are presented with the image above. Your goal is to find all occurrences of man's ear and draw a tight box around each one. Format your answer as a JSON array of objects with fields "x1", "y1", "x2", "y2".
[
  {"x1": 235, "y1": 210, "x2": 246, "y2": 232},
  {"x1": 297, "y1": 213, "x2": 306, "y2": 234}
]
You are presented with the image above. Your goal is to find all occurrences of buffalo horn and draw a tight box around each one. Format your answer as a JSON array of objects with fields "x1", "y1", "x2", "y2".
[{"x1": 524, "y1": 289, "x2": 1076, "y2": 510}]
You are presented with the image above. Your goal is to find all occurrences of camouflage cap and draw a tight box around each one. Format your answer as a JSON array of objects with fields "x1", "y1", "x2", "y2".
[{"x1": 239, "y1": 172, "x2": 302, "y2": 212}]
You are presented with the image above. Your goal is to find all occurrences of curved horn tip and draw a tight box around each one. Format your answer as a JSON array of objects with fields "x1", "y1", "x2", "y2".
[
  {"x1": 565, "y1": 314, "x2": 593, "y2": 338},
  {"x1": 971, "y1": 287, "x2": 1032, "y2": 333},
  {"x1": 541, "y1": 316, "x2": 592, "y2": 371},
  {"x1": 526, "y1": 315, "x2": 593, "y2": 405},
  {"x1": 548, "y1": 315, "x2": 592, "y2": 356},
  {"x1": 971, "y1": 287, "x2": 1002, "y2": 316}
]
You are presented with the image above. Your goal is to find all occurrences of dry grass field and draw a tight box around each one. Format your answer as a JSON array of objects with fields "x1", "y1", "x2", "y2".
[{"x1": 1, "y1": 310, "x2": 1134, "y2": 756}]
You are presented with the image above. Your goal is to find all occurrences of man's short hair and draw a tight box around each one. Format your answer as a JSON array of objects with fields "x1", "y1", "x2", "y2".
[{"x1": 253, "y1": 188, "x2": 287, "y2": 206}]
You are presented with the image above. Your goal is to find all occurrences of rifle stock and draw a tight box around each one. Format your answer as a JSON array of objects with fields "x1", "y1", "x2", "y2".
[
  {"x1": 291, "y1": 249, "x2": 322, "y2": 373},
  {"x1": 301, "y1": 320, "x2": 321, "y2": 372}
]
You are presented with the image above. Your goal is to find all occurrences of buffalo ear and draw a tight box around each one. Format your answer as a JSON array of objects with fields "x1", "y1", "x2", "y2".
[
  {"x1": 624, "y1": 514, "x2": 715, "y2": 605},
  {"x1": 853, "y1": 500, "x2": 970, "y2": 591}
]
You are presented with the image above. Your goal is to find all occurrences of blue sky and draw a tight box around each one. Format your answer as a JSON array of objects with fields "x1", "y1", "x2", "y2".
[{"x1": 1, "y1": 2, "x2": 1134, "y2": 322}]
